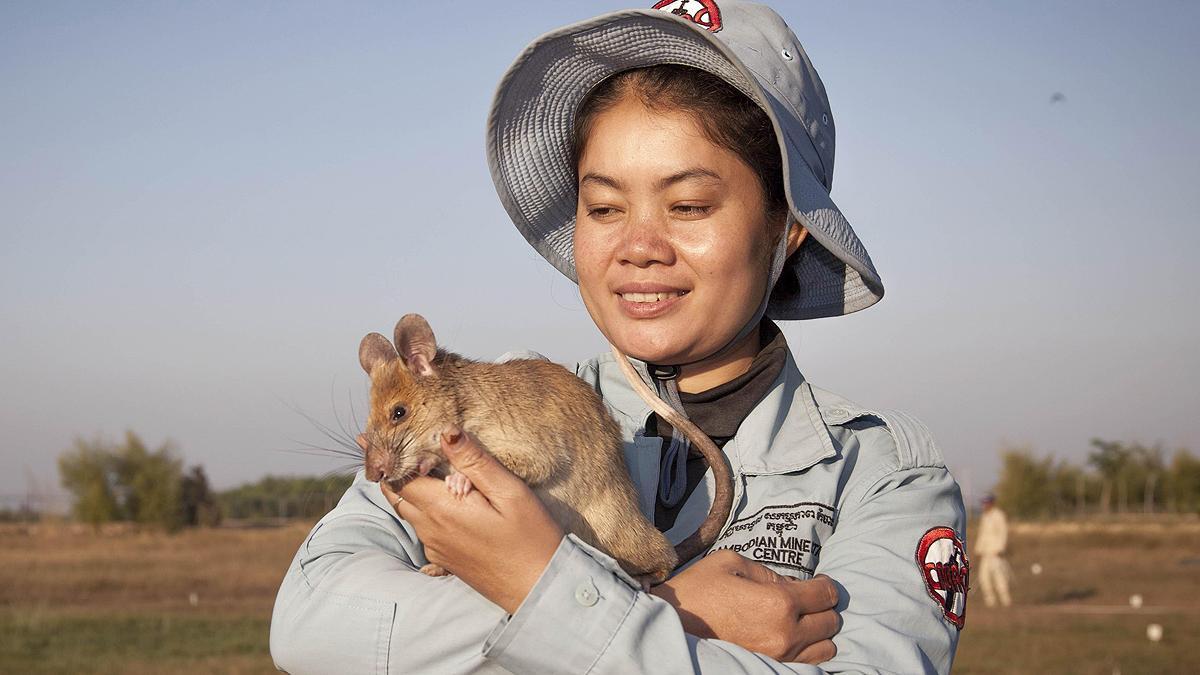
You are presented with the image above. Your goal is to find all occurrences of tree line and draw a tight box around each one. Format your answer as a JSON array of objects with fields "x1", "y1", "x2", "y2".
[
  {"x1": 993, "y1": 439, "x2": 1200, "y2": 519},
  {"x1": 61, "y1": 433, "x2": 1196, "y2": 528},
  {"x1": 57, "y1": 431, "x2": 354, "y2": 531},
  {"x1": 218, "y1": 474, "x2": 354, "y2": 520}
]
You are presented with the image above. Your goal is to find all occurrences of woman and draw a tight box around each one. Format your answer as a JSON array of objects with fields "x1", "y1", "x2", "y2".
[{"x1": 271, "y1": 2, "x2": 967, "y2": 673}]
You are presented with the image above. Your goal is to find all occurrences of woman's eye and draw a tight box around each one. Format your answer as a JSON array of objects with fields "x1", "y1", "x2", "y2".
[
  {"x1": 391, "y1": 405, "x2": 407, "y2": 422},
  {"x1": 673, "y1": 204, "x2": 712, "y2": 217},
  {"x1": 587, "y1": 206, "x2": 618, "y2": 219}
]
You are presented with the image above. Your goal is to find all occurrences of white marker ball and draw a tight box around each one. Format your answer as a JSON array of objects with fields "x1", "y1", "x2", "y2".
[
  {"x1": 1030, "y1": 563, "x2": 1043, "y2": 575},
  {"x1": 1146, "y1": 623, "x2": 1163, "y2": 642},
  {"x1": 189, "y1": 592, "x2": 200, "y2": 607},
  {"x1": 1129, "y1": 594, "x2": 1143, "y2": 609}
]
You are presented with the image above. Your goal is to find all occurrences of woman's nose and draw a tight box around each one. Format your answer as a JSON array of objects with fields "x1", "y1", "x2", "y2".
[{"x1": 616, "y1": 209, "x2": 675, "y2": 268}]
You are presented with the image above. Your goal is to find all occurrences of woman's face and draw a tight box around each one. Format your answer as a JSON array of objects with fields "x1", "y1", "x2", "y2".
[{"x1": 573, "y1": 93, "x2": 780, "y2": 365}]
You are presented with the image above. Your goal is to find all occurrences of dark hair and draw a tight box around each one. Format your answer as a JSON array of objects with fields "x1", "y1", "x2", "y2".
[{"x1": 572, "y1": 64, "x2": 789, "y2": 229}]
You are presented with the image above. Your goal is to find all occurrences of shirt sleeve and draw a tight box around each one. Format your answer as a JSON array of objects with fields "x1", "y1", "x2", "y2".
[
  {"x1": 813, "y1": 463, "x2": 967, "y2": 674},
  {"x1": 271, "y1": 473, "x2": 830, "y2": 675},
  {"x1": 268, "y1": 474, "x2": 510, "y2": 675},
  {"x1": 482, "y1": 535, "x2": 833, "y2": 674},
  {"x1": 272, "y1": 438, "x2": 965, "y2": 674}
]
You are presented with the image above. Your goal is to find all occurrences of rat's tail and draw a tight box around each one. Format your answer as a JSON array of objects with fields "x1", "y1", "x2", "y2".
[{"x1": 608, "y1": 345, "x2": 735, "y2": 569}]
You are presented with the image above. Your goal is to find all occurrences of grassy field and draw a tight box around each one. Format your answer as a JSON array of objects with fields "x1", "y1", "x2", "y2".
[
  {"x1": 955, "y1": 519, "x2": 1200, "y2": 674},
  {"x1": 0, "y1": 522, "x2": 301, "y2": 674},
  {"x1": 1, "y1": 519, "x2": 1196, "y2": 674}
]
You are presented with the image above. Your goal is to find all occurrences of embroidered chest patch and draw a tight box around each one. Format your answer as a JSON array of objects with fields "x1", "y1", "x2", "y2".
[
  {"x1": 916, "y1": 526, "x2": 970, "y2": 629},
  {"x1": 708, "y1": 501, "x2": 836, "y2": 577},
  {"x1": 652, "y1": 0, "x2": 723, "y2": 33}
]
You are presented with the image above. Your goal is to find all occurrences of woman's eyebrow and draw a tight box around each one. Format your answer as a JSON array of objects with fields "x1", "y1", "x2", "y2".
[
  {"x1": 579, "y1": 168, "x2": 723, "y2": 191},
  {"x1": 657, "y1": 168, "x2": 722, "y2": 190},
  {"x1": 579, "y1": 172, "x2": 623, "y2": 190}
]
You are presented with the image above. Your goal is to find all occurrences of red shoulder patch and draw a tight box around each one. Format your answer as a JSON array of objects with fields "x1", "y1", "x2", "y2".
[
  {"x1": 652, "y1": 0, "x2": 723, "y2": 33},
  {"x1": 916, "y1": 526, "x2": 969, "y2": 629}
]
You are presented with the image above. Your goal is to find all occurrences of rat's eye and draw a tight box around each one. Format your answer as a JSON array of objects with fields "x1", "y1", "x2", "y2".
[{"x1": 391, "y1": 405, "x2": 408, "y2": 422}]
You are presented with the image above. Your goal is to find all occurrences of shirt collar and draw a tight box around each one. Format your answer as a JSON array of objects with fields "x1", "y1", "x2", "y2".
[
  {"x1": 724, "y1": 350, "x2": 838, "y2": 475},
  {"x1": 594, "y1": 347, "x2": 838, "y2": 476}
]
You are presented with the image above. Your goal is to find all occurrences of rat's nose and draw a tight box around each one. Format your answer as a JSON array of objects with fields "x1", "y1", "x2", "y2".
[{"x1": 365, "y1": 448, "x2": 387, "y2": 482}]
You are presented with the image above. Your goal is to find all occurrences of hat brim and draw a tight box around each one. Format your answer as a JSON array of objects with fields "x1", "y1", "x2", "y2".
[{"x1": 487, "y1": 9, "x2": 883, "y2": 320}]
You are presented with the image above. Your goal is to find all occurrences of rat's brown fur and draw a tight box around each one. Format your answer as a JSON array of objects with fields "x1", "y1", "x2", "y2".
[{"x1": 359, "y1": 314, "x2": 678, "y2": 583}]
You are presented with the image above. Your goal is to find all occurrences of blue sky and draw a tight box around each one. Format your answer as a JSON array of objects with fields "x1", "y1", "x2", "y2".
[{"x1": 2, "y1": 1, "x2": 1198, "y2": 504}]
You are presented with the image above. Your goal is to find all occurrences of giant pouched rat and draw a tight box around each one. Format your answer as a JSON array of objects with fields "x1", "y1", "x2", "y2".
[{"x1": 357, "y1": 313, "x2": 734, "y2": 585}]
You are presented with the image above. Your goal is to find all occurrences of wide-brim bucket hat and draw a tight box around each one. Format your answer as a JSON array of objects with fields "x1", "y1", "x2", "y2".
[{"x1": 487, "y1": 0, "x2": 884, "y2": 320}]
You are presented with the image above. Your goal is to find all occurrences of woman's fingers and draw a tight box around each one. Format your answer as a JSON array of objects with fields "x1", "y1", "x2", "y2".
[
  {"x1": 796, "y1": 607, "x2": 840, "y2": 642},
  {"x1": 784, "y1": 573, "x2": 839, "y2": 616},
  {"x1": 380, "y1": 480, "x2": 428, "y2": 526},
  {"x1": 439, "y1": 427, "x2": 527, "y2": 503},
  {"x1": 792, "y1": 638, "x2": 837, "y2": 665},
  {"x1": 395, "y1": 475, "x2": 468, "y2": 510}
]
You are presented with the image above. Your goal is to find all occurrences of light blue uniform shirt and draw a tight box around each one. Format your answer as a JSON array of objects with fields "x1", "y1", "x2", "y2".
[{"x1": 270, "y1": 349, "x2": 968, "y2": 673}]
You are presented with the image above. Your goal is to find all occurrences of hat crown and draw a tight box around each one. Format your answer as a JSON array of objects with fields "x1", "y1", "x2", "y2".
[{"x1": 653, "y1": 0, "x2": 835, "y2": 188}]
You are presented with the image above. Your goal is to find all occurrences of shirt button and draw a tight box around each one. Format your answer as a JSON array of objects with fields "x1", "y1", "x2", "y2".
[
  {"x1": 826, "y1": 407, "x2": 847, "y2": 422},
  {"x1": 574, "y1": 580, "x2": 599, "y2": 607}
]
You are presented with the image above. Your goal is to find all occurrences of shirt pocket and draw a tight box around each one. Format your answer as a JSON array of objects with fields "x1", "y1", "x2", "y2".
[{"x1": 707, "y1": 473, "x2": 837, "y2": 579}]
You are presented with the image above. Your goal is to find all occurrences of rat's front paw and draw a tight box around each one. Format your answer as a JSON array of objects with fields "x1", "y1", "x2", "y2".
[
  {"x1": 445, "y1": 472, "x2": 474, "y2": 499},
  {"x1": 419, "y1": 563, "x2": 451, "y2": 577},
  {"x1": 634, "y1": 574, "x2": 658, "y2": 593}
]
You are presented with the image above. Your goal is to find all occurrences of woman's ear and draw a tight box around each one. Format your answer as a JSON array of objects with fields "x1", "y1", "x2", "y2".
[{"x1": 786, "y1": 220, "x2": 809, "y2": 257}]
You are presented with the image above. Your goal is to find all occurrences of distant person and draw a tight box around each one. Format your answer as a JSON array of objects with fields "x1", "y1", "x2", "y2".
[{"x1": 975, "y1": 493, "x2": 1012, "y2": 607}]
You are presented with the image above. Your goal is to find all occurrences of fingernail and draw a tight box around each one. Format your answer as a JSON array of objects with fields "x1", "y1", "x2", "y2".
[{"x1": 441, "y1": 427, "x2": 462, "y2": 446}]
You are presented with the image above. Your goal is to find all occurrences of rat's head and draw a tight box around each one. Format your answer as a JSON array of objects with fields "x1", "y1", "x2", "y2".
[{"x1": 358, "y1": 314, "x2": 455, "y2": 490}]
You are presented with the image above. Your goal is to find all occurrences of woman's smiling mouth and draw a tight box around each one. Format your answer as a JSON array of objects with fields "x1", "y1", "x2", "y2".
[
  {"x1": 614, "y1": 286, "x2": 689, "y2": 318},
  {"x1": 619, "y1": 291, "x2": 686, "y2": 303}
]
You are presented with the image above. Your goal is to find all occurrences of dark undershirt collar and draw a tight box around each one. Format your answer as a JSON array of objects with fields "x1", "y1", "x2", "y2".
[{"x1": 650, "y1": 321, "x2": 789, "y2": 530}]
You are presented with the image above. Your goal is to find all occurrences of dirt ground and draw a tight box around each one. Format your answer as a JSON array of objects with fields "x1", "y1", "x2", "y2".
[
  {"x1": 0, "y1": 518, "x2": 1195, "y2": 673},
  {"x1": 955, "y1": 519, "x2": 1200, "y2": 674}
]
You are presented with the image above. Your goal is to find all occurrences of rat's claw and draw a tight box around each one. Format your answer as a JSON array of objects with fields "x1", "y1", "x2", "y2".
[
  {"x1": 445, "y1": 472, "x2": 473, "y2": 499},
  {"x1": 419, "y1": 563, "x2": 451, "y2": 577}
]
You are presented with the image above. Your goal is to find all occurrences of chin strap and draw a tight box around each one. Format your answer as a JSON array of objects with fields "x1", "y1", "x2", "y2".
[
  {"x1": 649, "y1": 219, "x2": 794, "y2": 508},
  {"x1": 651, "y1": 364, "x2": 691, "y2": 507}
]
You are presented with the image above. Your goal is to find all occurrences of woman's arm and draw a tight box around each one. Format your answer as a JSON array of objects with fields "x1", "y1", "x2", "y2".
[
  {"x1": 400, "y1": 427, "x2": 840, "y2": 674},
  {"x1": 271, "y1": 429, "x2": 840, "y2": 674},
  {"x1": 272, "y1": 420, "x2": 963, "y2": 674},
  {"x1": 810, "y1": 464, "x2": 965, "y2": 674},
  {"x1": 457, "y1": 419, "x2": 966, "y2": 675},
  {"x1": 268, "y1": 477, "x2": 512, "y2": 674}
]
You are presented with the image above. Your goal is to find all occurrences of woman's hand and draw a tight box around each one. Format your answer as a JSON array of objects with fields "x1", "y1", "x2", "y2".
[
  {"x1": 650, "y1": 549, "x2": 840, "y2": 664},
  {"x1": 375, "y1": 427, "x2": 565, "y2": 614}
]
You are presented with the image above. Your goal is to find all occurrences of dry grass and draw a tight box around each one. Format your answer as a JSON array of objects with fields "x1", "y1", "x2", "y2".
[
  {"x1": 0, "y1": 519, "x2": 1196, "y2": 673},
  {"x1": 0, "y1": 522, "x2": 309, "y2": 614},
  {"x1": 0, "y1": 522, "x2": 310, "y2": 673},
  {"x1": 955, "y1": 518, "x2": 1200, "y2": 674}
]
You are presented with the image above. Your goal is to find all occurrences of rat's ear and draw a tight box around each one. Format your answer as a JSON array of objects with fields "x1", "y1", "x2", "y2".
[
  {"x1": 394, "y1": 314, "x2": 437, "y2": 377},
  {"x1": 359, "y1": 332, "x2": 399, "y2": 376}
]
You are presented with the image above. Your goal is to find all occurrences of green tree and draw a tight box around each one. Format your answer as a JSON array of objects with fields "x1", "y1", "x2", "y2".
[
  {"x1": 1088, "y1": 438, "x2": 1131, "y2": 513},
  {"x1": 58, "y1": 437, "x2": 121, "y2": 529},
  {"x1": 114, "y1": 432, "x2": 183, "y2": 532},
  {"x1": 1166, "y1": 449, "x2": 1200, "y2": 514},
  {"x1": 181, "y1": 465, "x2": 222, "y2": 527},
  {"x1": 218, "y1": 474, "x2": 353, "y2": 520},
  {"x1": 1087, "y1": 439, "x2": 1164, "y2": 513},
  {"x1": 993, "y1": 447, "x2": 1056, "y2": 519},
  {"x1": 57, "y1": 431, "x2": 191, "y2": 532},
  {"x1": 1047, "y1": 460, "x2": 1089, "y2": 518}
]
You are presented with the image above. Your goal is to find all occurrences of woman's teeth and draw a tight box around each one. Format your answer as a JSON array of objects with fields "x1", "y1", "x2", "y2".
[{"x1": 620, "y1": 291, "x2": 684, "y2": 303}]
